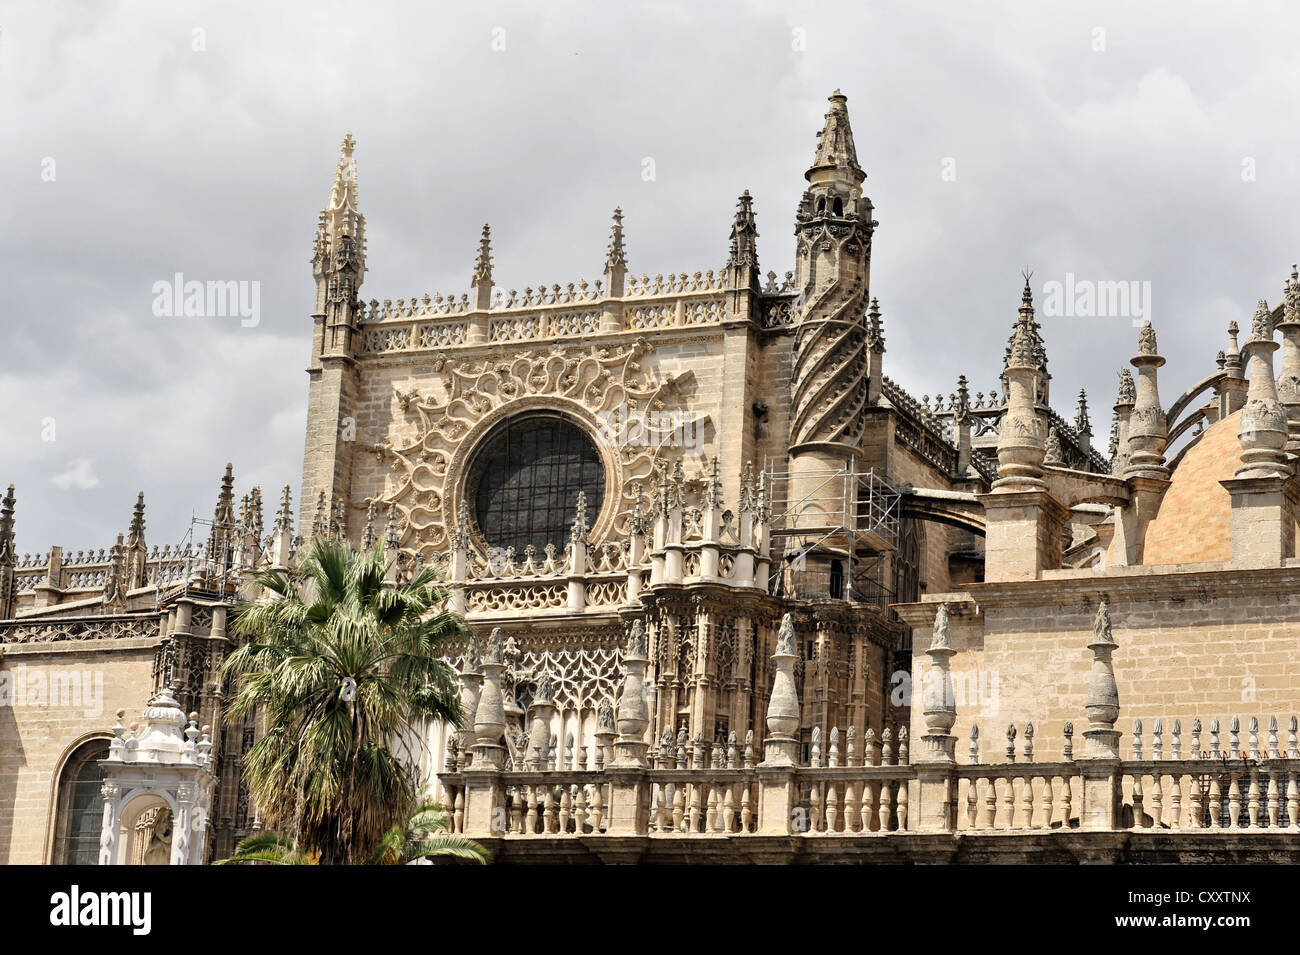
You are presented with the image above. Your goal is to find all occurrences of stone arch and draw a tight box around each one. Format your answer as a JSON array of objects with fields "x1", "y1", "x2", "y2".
[{"x1": 114, "y1": 790, "x2": 178, "y2": 866}]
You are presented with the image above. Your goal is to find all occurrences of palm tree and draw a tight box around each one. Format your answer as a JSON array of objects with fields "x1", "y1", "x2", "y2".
[
  {"x1": 215, "y1": 832, "x2": 318, "y2": 865},
  {"x1": 368, "y1": 801, "x2": 489, "y2": 865},
  {"x1": 220, "y1": 538, "x2": 467, "y2": 865},
  {"x1": 218, "y1": 803, "x2": 487, "y2": 865}
]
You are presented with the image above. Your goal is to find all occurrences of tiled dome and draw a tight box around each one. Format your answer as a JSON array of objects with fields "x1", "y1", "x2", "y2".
[{"x1": 1140, "y1": 409, "x2": 1241, "y2": 565}]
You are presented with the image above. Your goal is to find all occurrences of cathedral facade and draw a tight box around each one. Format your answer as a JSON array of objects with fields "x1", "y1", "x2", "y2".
[{"x1": 3, "y1": 91, "x2": 1299, "y2": 864}]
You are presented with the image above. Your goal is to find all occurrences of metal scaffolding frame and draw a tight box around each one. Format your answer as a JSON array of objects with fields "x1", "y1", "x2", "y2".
[{"x1": 762, "y1": 457, "x2": 902, "y2": 605}]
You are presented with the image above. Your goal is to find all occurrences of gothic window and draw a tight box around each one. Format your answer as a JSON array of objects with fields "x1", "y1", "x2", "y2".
[
  {"x1": 51, "y1": 739, "x2": 109, "y2": 865},
  {"x1": 894, "y1": 519, "x2": 921, "y2": 605},
  {"x1": 466, "y1": 413, "x2": 605, "y2": 555},
  {"x1": 832, "y1": 197, "x2": 843, "y2": 216}
]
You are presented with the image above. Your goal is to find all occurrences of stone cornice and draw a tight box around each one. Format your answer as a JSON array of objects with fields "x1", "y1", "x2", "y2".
[{"x1": 941, "y1": 562, "x2": 1300, "y2": 610}]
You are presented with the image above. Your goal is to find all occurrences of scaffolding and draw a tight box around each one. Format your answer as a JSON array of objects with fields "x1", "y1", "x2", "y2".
[{"x1": 762, "y1": 458, "x2": 902, "y2": 607}]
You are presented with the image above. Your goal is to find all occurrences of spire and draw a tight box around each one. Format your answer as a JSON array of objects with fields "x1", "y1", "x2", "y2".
[
  {"x1": 806, "y1": 90, "x2": 864, "y2": 184},
  {"x1": 275, "y1": 485, "x2": 294, "y2": 536},
  {"x1": 1004, "y1": 274, "x2": 1048, "y2": 380},
  {"x1": 1110, "y1": 369, "x2": 1136, "y2": 476},
  {"x1": 995, "y1": 278, "x2": 1047, "y2": 491},
  {"x1": 1125, "y1": 321, "x2": 1169, "y2": 480},
  {"x1": 0, "y1": 484, "x2": 14, "y2": 618},
  {"x1": 726, "y1": 189, "x2": 759, "y2": 273},
  {"x1": 314, "y1": 132, "x2": 366, "y2": 351},
  {"x1": 248, "y1": 486, "x2": 264, "y2": 542},
  {"x1": 867, "y1": 297, "x2": 885, "y2": 352},
  {"x1": 0, "y1": 485, "x2": 14, "y2": 564},
  {"x1": 1236, "y1": 299, "x2": 1289, "y2": 479},
  {"x1": 1075, "y1": 389, "x2": 1092, "y2": 438},
  {"x1": 126, "y1": 492, "x2": 146, "y2": 548},
  {"x1": 207, "y1": 463, "x2": 237, "y2": 565},
  {"x1": 471, "y1": 224, "x2": 493, "y2": 308},
  {"x1": 271, "y1": 486, "x2": 295, "y2": 567},
  {"x1": 604, "y1": 207, "x2": 627, "y2": 296},
  {"x1": 326, "y1": 132, "x2": 363, "y2": 242},
  {"x1": 124, "y1": 491, "x2": 148, "y2": 588}
]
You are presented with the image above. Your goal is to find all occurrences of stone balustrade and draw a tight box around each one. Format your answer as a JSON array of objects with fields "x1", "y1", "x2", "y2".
[{"x1": 435, "y1": 603, "x2": 1300, "y2": 855}]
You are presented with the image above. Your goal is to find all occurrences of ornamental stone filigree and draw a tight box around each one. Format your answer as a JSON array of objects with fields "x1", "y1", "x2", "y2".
[{"x1": 363, "y1": 339, "x2": 713, "y2": 560}]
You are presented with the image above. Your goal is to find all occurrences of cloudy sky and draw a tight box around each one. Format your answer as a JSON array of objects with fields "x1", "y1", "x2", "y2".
[{"x1": 3, "y1": 1, "x2": 1299, "y2": 553}]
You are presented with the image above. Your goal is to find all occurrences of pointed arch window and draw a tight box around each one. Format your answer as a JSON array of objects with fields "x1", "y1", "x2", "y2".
[{"x1": 51, "y1": 739, "x2": 110, "y2": 865}]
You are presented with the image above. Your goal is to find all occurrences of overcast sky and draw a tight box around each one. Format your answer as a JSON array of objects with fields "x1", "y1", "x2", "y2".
[{"x1": 3, "y1": 1, "x2": 1299, "y2": 553}]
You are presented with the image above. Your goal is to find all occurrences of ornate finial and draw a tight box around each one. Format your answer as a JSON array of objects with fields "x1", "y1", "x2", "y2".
[
  {"x1": 867, "y1": 297, "x2": 885, "y2": 351},
  {"x1": 1285, "y1": 266, "x2": 1300, "y2": 326},
  {"x1": 383, "y1": 503, "x2": 400, "y2": 552},
  {"x1": 0, "y1": 484, "x2": 15, "y2": 565},
  {"x1": 929, "y1": 602, "x2": 951, "y2": 652},
  {"x1": 726, "y1": 190, "x2": 759, "y2": 271},
  {"x1": 127, "y1": 491, "x2": 146, "y2": 546},
  {"x1": 569, "y1": 491, "x2": 589, "y2": 543},
  {"x1": 464, "y1": 631, "x2": 483, "y2": 674},
  {"x1": 535, "y1": 669, "x2": 554, "y2": 704},
  {"x1": 451, "y1": 499, "x2": 472, "y2": 550},
  {"x1": 1075, "y1": 388, "x2": 1092, "y2": 436},
  {"x1": 1115, "y1": 368, "x2": 1136, "y2": 405},
  {"x1": 706, "y1": 456, "x2": 723, "y2": 508},
  {"x1": 1137, "y1": 319, "x2": 1158, "y2": 356},
  {"x1": 276, "y1": 485, "x2": 293, "y2": 535},
  {"x1": 361, "y1": 502, "x2": 377, "y2": 550},
  {"x1": 1250, "y1": 298, "x2": 1273, "y2": 341},
  {"x1": 605, "y1": 207, "x2": 627, "y2": 272},
  {"x1": 486, "y1": 627, "x2": 503, "y2": 666},
  {"x1": 626, "y1": 619, "x2": 647, "y2": 659},
  {"x1": 776, "y1": 612, "x2": 796, "y2": 656},
  {"x1": 1091, "y1": 598, "x2": 1116, "y2": 648},
  {"x1": 1005, "y1": 276, "x2": 1044, "y2": 370},
  {"x1": 472, "y1": 223, "x2": 493, "y2": 287},
  {"x1": 808, "y1": 88, "x2": 863, "y2": 179}
]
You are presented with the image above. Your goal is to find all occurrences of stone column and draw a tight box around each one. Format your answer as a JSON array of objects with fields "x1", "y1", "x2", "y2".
[
  {"x1": 756, "y1": 613, "x2": 800, "y2": 835},
  {"x1": 607, "y1": 621, "x2": 651, "y2": 835},
  {"x1": 914, "y1": 603, "x2": 957, "y2": 831},
  {"x1": 1112, "y1": 323, "x2": 1172, "y2": 565},
  {"x1": 1221, "y1": 321, "x2": 1248, "y2": 416},
  {"x1": 1222, "y1": 300, "x2": 1298, "y2": 567},
  {"x1": 455, "y1": 632, "x2": 484, "y2": 765},
  {"x1": 464, "y1": 629, "x2": 507, "y2": 836},
  {"x1": 1078, "y1": 599, "x2": 1120, "y2": 831},
  {"x1": 980, "y1": 311, "x2": 1067, "y2": 580},
  {"x1": 525, "y1": 675, "x2": 556, "y2": 771},
  {"x1": 1125, "y1": 321, "x2": 1170, "y2": 480},
  {"x1": 98, "y1": 782, "x2": 122, "y2": 866}
]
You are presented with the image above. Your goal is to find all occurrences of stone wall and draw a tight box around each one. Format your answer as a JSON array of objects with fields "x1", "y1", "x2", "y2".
[
  {"x1": 0, "y1": 640, "x2": 157, "y2": 864},
  {"x1": 900, "y1": 565, "x2": 1300, "y2": 762}
]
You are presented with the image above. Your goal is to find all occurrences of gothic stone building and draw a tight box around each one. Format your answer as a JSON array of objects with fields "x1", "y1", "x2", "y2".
[{"x1": 4, "y1": 91, "x2": 1300, "y2": 865}]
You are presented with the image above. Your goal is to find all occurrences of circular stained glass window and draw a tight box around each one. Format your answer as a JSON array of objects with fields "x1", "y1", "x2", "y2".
[{"x1": 466, "y1": 414, "x2": 605, "y2": 556}]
